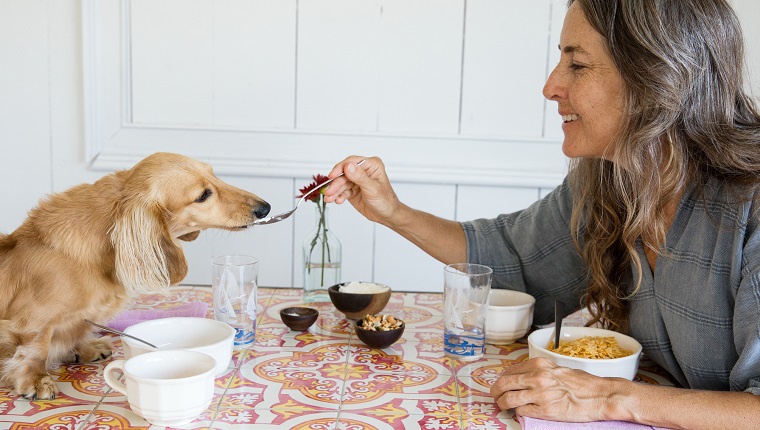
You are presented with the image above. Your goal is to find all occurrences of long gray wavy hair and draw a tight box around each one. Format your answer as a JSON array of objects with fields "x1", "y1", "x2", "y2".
[{"x1": 567, "y1": 0, "x2": 760, "y2": 331}]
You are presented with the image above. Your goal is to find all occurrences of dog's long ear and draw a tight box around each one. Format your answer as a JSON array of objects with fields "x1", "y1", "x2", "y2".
[
  {"x1": 111, "y1": 198, "x2": 188, "y2": 296},
  {"x1": 177, "y1": 231, "x2": 200, "y2": 242}
]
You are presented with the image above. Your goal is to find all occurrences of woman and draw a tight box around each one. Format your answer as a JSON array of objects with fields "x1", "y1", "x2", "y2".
[{"x1": 324, "y1": 0, "x2": 760, "y2": 428}]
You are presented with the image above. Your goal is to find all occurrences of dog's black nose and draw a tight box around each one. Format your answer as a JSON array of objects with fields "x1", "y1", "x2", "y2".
[{"x1": 254, "y1": 202, "x2": 271, "y2": 219}]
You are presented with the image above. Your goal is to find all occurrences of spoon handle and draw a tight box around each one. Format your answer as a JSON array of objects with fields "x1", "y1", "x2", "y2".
[
  {"x1": 302, "y1": 159, "x2": 366, "y2": 197},
  {"x1": 553, "y1": 301, "x2": 563, "y2": 349},
  {"x1": 84, "y1": 319, "x2": 158, "y2": 349}
]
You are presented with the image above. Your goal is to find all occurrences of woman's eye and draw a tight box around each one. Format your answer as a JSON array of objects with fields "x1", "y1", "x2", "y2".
[
  {"x1": 195, "y1": 189, "x2": 212, "y2": 203},
  {"x1": 570, "y1": 63, "x2": 585, "y2": 70}
]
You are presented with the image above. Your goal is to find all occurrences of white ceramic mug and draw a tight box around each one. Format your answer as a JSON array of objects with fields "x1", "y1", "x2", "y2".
[
  {"x1": 103, "y1": 350, "x2": 216, "y2": 427},
  {"x1": 486, "y1": 289, "x2": 536, "y2": 345}
]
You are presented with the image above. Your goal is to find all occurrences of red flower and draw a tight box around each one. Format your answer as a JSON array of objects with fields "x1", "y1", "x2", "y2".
[{"x1": 297, "y1": 174, "x2": 330, "y2": 203}]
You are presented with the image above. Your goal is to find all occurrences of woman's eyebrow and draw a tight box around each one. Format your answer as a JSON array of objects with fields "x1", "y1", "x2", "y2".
[{"x1": 559, "y1": 44, "x2": 589, "y2": 55}]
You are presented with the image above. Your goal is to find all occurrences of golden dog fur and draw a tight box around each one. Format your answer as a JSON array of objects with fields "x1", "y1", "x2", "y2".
[{"x1": 0, "y1": 152, "x2": 270, "y2": 400}]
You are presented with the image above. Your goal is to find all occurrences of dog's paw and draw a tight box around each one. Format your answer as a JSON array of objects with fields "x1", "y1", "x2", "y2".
[
  {"x1": 19, "y1": 375, "x2": 58, "y2": 401},
  {"x1": 73, "y1": 338, "x2": 113, "y2": 363}
]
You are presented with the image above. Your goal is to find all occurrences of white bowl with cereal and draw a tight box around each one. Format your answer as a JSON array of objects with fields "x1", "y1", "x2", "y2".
[{"x1": 527, "y1": 326, "x2": 642, "y2": 380}]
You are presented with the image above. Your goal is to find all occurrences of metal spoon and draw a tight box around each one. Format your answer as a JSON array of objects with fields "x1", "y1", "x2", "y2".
[
  {"x1": 84, "y1": 319, "x2": 158, "y2": 349},
  {"x1": 553, "y1": 301, "x2": 563, "y2": 349},
  {"x1": 252, "y1": 159, "x2": 366, "y2": 225}
]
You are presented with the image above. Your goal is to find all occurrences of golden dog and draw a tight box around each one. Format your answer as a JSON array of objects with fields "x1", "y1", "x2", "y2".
[{"x1": 0, "y1": 152, "x2": 270, "y2": 400}]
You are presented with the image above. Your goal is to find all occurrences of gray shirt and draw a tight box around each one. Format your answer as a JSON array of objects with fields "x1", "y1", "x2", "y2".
[{"x1": 462, "y1": 177, "x2": 760, "y2": 394}]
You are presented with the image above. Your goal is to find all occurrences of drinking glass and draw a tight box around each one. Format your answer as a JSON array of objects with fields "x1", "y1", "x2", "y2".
[
  {"x1": 212, "y1": 255, "x2": 258, "y2": 348},
  {"x1": 443, "y1": 263, "x2": 493, "y2": 361}
]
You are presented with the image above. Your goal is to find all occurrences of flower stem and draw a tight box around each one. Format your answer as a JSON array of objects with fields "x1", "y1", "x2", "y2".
[
  {"x1": 318, "y1": 197, "x2": 327, "y2": 286},
  {"x1": 306, "y1": 195, "x2": 331, "y2": 287}
]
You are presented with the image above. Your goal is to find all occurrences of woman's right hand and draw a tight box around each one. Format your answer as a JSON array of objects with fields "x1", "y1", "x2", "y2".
[
  {"x1": 323, "y1": 156, "x2": 403, "y2": 227},
  {"x1": 325, "y1": 155, "x2": 467, "y2": 264}
]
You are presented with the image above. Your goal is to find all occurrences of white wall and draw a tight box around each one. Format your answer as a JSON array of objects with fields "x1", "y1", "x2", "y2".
[
  {"x1": 732, "y1": 0, "x2": 760, "y2": 99},
  {"x1": 1, "y1": 0, "x2": 759, "y2": 293},
  {"x1": 0, "y1": 1, "x2": 53, "y2": 229}
]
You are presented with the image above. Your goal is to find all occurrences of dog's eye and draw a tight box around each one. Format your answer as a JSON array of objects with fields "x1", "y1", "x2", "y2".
[{"x1": 195, "y1": 189, "x2": 212, "y2": 203}]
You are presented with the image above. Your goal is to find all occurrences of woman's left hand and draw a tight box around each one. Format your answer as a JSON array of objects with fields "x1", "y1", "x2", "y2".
[{"x1": 490, "y1": 357, "x2": 624, "y2": 422}]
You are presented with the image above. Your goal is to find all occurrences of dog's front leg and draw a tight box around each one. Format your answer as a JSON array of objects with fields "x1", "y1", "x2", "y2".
[
  {"x1": 53, "y1": 321, "x2": 113, "y2": 364},
  {"x1": 3, "y1": 328, "x2": 58, "y2": 400}
]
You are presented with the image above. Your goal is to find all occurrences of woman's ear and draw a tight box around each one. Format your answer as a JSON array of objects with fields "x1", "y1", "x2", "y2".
[{"x1": 111, "y1": 199, "x2": 187, "y2": 295}]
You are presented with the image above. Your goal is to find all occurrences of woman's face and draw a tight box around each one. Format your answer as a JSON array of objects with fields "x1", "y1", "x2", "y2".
[{"x1": 543, "y1": 2, "x2": 626, "y2": 160}]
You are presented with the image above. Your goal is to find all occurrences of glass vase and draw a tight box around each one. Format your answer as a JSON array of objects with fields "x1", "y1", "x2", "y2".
[{"x1": 303, "y1": 205, "x2": 342, "y2": 302}]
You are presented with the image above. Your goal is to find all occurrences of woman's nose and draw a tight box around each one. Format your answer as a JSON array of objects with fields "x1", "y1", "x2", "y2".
[{"x1": 543, "y1": 64, "x2": 563, "y2": 101}]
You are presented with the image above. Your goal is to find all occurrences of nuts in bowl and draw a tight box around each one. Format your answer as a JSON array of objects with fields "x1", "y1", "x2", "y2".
[
  {"x1": 360, "y1": 314, "x2": 403, "y2": 331},
  {"x1": 354, "y1": 314, "x2": 405, "y2": 349}
]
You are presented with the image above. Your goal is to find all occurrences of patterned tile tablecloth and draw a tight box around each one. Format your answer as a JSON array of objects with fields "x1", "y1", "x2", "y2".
[{"x1": 0, "y1": 286, "x2": 676, "y2": 430}]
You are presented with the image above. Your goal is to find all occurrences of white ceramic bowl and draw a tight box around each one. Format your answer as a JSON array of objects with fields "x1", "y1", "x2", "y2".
[
  {"x1": 122, "y1": 317, "x2": 235, "y2": 376},
  {"x1": 486, "y1": 289, "x2": 535, "y2": 344},
  {"x1": 528, "y1": 326, "x2": 642, "y2": 380}
]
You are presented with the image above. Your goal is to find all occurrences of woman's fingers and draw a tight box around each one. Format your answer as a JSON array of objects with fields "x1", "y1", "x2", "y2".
[
  {"x1": 324, "y1": 156, "x2": 368, "y2": 203},
  {"x1": 491, "y1": 357, "x2": 618, "y2": 422},
  {"x1": 491, "y1": 359, "x2": 558, "y2": 409}
]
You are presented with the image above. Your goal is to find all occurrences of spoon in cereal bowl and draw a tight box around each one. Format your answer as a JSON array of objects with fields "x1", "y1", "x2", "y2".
[{"x1": 554, "y1": 301, "x2": 563, "y2": 349}]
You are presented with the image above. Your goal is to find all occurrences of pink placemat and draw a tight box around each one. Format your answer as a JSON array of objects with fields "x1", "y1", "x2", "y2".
[
  {"x1": 518, "y1": 416, "x2": 669, "y2": 430},
  {"x1": 106, "y1": 301, "x2": 208, "y2": 331}
]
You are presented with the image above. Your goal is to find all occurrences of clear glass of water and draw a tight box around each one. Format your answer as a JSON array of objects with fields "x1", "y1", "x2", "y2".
[
  {"x1": 212, "y1": 255, "x2": 258, "y2": 349},
  {"x1": 443, "y1": 263, "x2": 493, "y2": 361}
]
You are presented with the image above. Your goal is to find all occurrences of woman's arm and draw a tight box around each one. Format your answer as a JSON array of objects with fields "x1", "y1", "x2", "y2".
[
  {"x1": 491, "y1": 357, "x2": 760, "y2": 430},
  {"x1": 324, "y1": 156, "x2": 467, "y2": 264}
]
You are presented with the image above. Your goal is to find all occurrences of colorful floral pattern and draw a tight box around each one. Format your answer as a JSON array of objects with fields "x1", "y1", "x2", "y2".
[{"x1": 0, "y1": 286, "x2": 674, "y2": 429}]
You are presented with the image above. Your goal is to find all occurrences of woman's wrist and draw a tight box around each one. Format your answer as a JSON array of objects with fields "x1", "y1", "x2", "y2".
[
  {"x1": 599, "y1": 377, "x2": 639, "y2": 422},
  {"x1": 383, "y1": 202, "x2": 414, "y2": 231}
]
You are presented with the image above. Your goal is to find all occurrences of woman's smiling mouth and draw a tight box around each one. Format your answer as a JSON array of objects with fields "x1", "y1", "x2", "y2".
[{"x1": 562, "y1": 114, "x2": 579, "y2": 123}]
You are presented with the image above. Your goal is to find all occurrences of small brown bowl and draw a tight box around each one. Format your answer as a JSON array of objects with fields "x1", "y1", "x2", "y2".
[
  {"x1": 354, "y1": 317, "x2": 405, "y2": 349},
  {"x1": 280, "y1": 307, "x2": 319, "y2": 331},
  {"x1": 328, "y1": 282, "x2": 391, "y2": 320}
]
